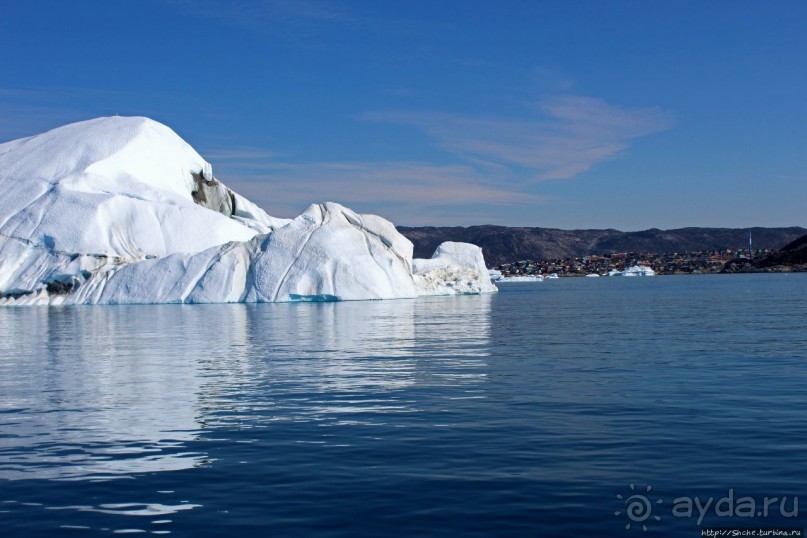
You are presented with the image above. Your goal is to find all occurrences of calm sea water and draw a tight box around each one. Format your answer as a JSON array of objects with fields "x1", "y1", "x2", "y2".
[{"x1": 1, "y1": 274, "x2": 806, "y2": 537}]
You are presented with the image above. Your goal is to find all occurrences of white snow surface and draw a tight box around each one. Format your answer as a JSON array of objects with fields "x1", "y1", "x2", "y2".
[
  {"x1": 413, "y1": 242, "x2": 498, "y2": 296},
  {"x1": 0, "y1": 116, "x2": 495, "y2": 305}
]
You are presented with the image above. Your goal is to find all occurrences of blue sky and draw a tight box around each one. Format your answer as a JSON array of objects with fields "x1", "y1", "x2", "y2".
[{"x1": 1, "y1": 1, "x2": 805, "y2": 229}]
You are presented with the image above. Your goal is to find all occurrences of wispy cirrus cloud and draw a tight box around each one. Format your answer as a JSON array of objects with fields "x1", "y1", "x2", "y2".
[
  {"x1": 215, "y1": 159, "x2": 544, "y2": 225},
  {"x1": 363, "y1": 95, "x2": 673, "y2": 181},
  {"x1": 0, "y1": 80, "x2": 673, "y2": 225},
  {"x1": 206, "y1": 93, "x2": 671, "y2": 224}
]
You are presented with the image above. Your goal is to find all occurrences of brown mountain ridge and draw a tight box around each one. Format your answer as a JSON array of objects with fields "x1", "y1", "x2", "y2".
[{"x1": 397, "y1": 226, "x2": 807, "y2": 267}]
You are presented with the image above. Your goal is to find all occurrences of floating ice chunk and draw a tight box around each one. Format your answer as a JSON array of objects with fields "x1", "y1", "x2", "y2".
[
  {"x1": 0, "y1": 117, "x2": 495, "y2": 305},
  {"x1": 413, "y1": 241, "x2": 498, "y2": 296}
]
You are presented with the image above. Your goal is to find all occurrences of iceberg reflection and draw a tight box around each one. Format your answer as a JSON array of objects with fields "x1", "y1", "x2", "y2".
[
  {"x1": 191, "y1": 295, "x2": 493, "y2": 432},
  {"x1": 0, "y1": 294, "x2": 492, "y2": 480},
  {"x1": 0, "y1": 306, "x2": 214, "y2": 480}
]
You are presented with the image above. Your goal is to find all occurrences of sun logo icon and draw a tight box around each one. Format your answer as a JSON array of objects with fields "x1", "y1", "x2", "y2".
[{"x1": 615, "y1": 483, "x2": 663, "y2": 531}]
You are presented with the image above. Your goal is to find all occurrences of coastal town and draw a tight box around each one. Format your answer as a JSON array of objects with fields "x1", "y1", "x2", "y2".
[{"x1": 493, "y1": 247, "x2": 771, "y2": 277}]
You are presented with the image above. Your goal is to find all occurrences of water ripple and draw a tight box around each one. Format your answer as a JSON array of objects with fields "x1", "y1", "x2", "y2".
[{"x1": 1, "y1": 276, "x2": 806, "y2": 536}]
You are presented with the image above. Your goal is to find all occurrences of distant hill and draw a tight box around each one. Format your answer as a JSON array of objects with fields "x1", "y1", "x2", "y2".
[
  {"x1": 781, "y1": 234, "x2": 807, "y2": 252},
  {"x1": 397, "y1": 226, "x2": 807, "y2": 267},
  {"x1": 755, "y1": 233, "x2": 807, "y2": 268}
]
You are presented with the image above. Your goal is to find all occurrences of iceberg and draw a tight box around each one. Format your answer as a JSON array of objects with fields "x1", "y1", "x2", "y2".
[
  {"x1": 413, "y1": 241, "x2": 498, "y2": 295},
  {"x1": 608, "y1": 265, "x2": 656, "y2": 277},
  {"x1": 0, "y1": 117, "x2": 496, "y2": 305}
]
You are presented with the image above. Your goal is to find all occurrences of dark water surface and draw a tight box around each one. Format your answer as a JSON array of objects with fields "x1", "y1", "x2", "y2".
[{"x1": 1, "y1": 274, "x2": 806, "y2": 536}]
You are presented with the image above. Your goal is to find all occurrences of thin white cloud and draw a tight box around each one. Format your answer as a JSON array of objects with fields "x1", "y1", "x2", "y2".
[
  {"x1": 225, "y1": 160, "x2": 538, "y2": 205},
  {"x1": 215, "y1": 159, "x2": 545, "y2": 224},
  {"x1": 363, "y1": 95, "x2": 673, "y2": 181},
  {"x1": 205, "y1": 93, "x2": 672, "y2": 223}
]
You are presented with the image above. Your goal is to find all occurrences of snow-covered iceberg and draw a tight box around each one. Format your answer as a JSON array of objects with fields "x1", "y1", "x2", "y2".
[{"x1": 0, "y1": 116, "x2": 496, "y2": 305}]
